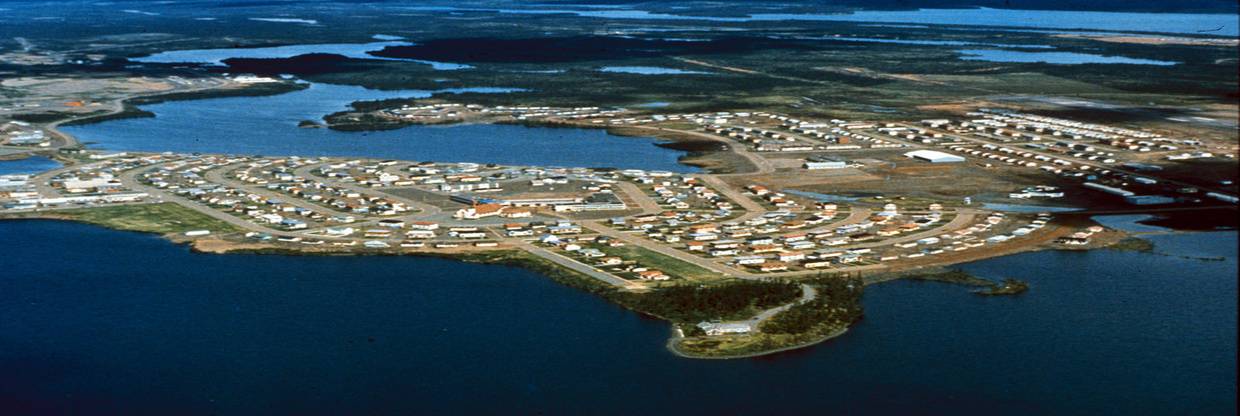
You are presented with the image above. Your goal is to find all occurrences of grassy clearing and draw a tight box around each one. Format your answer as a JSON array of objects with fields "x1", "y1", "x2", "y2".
[
  {"x1": 1106, "y1": 236, "x2": 1155, "y2": 252},
  {"x1": 51, "y1": 203, "x2": 242, "y2": 235},
  {"x1": 675, "y1": 330, "x2": 848, "y2": 358},
  {"x1": 599, "y1": 244, "x2": 722, "y2": 281},
  {"x1": 612, "y1": 279, "x2": 802, "y2": 322}
]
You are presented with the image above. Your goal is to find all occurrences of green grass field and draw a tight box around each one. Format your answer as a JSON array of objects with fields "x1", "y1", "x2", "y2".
[
  {"x1": 53, "y1": 203, "x2": 242, "y2": 235},
  {"x1": 599, "y1": 244, "x2": 722, "y2": 281}
]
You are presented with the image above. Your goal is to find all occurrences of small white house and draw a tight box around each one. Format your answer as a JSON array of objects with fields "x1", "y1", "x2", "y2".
[{"x1": 697, "y1": 321, "x2": 753, "y2": 336}]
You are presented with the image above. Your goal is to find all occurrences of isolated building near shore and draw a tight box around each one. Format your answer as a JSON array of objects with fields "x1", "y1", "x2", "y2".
[{"x1": 697, "y1": 321, "x2": 753, "y2": 336}]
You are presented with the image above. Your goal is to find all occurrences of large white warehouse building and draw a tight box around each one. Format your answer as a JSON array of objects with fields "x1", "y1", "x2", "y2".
[{"x1": 905, "y1": 150, "x2": 965, "y2": 163}]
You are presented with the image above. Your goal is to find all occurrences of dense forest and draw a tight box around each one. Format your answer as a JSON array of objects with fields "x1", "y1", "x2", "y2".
[
  {"x1": 763, "y1": 275, "x2": 864, "y2": 334},
  {"x1": 612, "y1": 280, "x2": 802, "y2": 323}
]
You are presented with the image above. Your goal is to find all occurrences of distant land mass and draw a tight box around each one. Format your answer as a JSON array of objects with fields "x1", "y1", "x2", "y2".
[
  {"x1": 544, "y1": 0, "x2": 1239, "y2": 13},
  {"x1": 30, "y1": 0, "x2": 1240, "y2": 13}
]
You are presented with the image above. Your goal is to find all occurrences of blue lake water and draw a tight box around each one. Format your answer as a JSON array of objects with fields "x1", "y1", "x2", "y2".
[
  {"x1": 797, "y1": 35, "x2": 1196, "y2": 66},
  {"x1": 1091, "y1": 214, "x2": 1173, "y2": 232},
  {"x1": 59, "y1": 82, "x2": 695, "y2": 172},
  {"x1": 747, "y1": 8, "x2": 1239, "y2": 36},
  {"x1": 133, "y1": 41, "x2": 472, "y2": 70},
  {"x1": 785, "y1": 189, "x2": 867, "y2": 202},
  {"x1": 800, "y1": 35, "x2": 1054, "y2": 49},
  {"x1": 981, "y1": 202, "x2": 1082, "y2": 213},
  {"x1": 0, "y1": 155, "x2": 61, "y2": 175},
  {"x1": 957, "y1": 49, "x2": 1179, "y2": 65},
  {"x1": 598, "y1": 66, "x2": 711, "y2": 75},
  {"x1": 407, "y1": 6, "x2": 1239, "y2": 36},
  {"x1": 0, "y1": 217, "x2": 1233, "y2": 414}
]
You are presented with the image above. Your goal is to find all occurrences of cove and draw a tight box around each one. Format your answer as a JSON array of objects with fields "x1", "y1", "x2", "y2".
[
  {"x1": 0, "y1": 155, "x2": 61, "y2": 175},
  {"x1": 132, "y1": 41, "x2": 472, "y2": 70},
  {"x1": 59, "y1": 82, "x2": 697, "y2": 172},
  {"x1": 957, "y1": 49, "x2": 1178, "y2": 65}
]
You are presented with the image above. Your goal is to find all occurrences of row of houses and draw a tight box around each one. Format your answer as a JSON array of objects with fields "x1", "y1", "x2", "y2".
[
  {"x1": 141, "y1": 158, "x2": 333, "y2": 230},
  {"x1": 746, "y1": 185, "x2": 801, "y2": 209},
  {"x1": 543, "y1": 234, "x2": 672, "y2": 281},
  {"x1": 235, "y1": 159, "x2": 411, "y2": 216},
  {"x1": 642, "y1": 174, "x2": 732, "y2": 211},
  {"x1": 5, "y1": 192, "x2": 150, "y2": 210}
]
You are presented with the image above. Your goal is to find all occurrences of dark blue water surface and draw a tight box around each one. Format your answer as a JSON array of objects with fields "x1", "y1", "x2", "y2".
[
  {"x1": 132, "y1": 41, "x2": 472, "y2": 70},
  {"x1": 1, "y1": 220, "x2": 1234, "y2": 415},
  {"x1": 958, "y1": 49, "x2": 1179, "y2": 65},
  {"x1": 0, "y1": 156, "x2": 61, "y2": 175},
  {"x1": 407, "y1": 6, "x2": 1239, "y2": 36},
  {"x1": 59, "y1": 82, "x2": 694, "y2": 172}
]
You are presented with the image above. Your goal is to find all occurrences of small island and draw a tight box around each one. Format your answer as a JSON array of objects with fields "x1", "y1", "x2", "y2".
[
  {"x1": 297, "y1": 119, "x2": 325, "y2": 128},
  {"x1": 974, "y1": 278, "x2": 1030, "y2": 296},
  {"x1": 905, "y1": 270, "x2": 1030, "y2": 296}
]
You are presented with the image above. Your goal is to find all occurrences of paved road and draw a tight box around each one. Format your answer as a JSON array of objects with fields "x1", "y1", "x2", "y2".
[
  {"x1": 698, "y1": 174, "x2": 766, "y2": 223},
  {"x1": 0, "y1": 147, "x2": 38, "y2": 158},
  {"x1": 704, "y1": 284, "x2": 818, "y2": 329},
  {"x1": 293, "y1": 163, "x2": 444, "y2": 220},
  {"x1": 851, "y1": 209, "x2": 978, "y2": 249},
  {"x1": 116, "y1": 167, "x2": 290, "y2": 235},
  {"x1": 583, "y1": 208, "x2": 944, "y2": 280},
  {"x1": 27, "y1": 158, "x2": 970, "y2": 283},
  {"x1": 204, "y1": 164, "x2": 346, "y2": 224},
  {"x1": 512, "y1": 239, "x2": 644, "y2": 290},
  {"x1": 749, "y1": 284, "x2": 817, "y2": 325},
  {"x1": 615, "y1": 125, "x2": 774, "y2": 175},
  {"x1": 27, "y1": 161, "x2": 98, "y2": 197},
  {"x1": 614, "y1": 181, "x2": 662, "y2": 215},
  {"x1": 805, "y1": 207, "x2": 872, "y2": 235},
  {"x1": 578, "y1": 220, "x2": 752, "y2": 278}
]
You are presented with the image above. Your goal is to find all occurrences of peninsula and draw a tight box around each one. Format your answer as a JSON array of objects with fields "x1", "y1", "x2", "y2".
[{"x1": 6, "y1": 92, "x2": 1230, "y2": 358}]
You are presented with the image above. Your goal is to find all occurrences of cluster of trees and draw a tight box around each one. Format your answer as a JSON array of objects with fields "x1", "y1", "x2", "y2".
[
  {"x1": 762, "y1": 275, "x2": 864, "y2": 335},
  {"x1": 613, "y1": 280, "x2": 801, "y2": 323}
]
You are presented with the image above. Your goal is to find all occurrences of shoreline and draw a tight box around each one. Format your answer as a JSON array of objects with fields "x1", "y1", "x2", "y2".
[
  {"x1": 38, "y1": 81, "x2": 310, "y2": 150},
  {"x1": 666, "y1": 326, "x2": 852, "y2": 360},
  {"x1": 7, "y1": 82, "x2": 1233, "y2": 360},
  {"x1": 0, "y1": 196, "x2": 1221, "y2": 360},
  {"x1": 0, "y1": 215, "x2": 861, "y2": 360},
  {"x1": 1, "y1": 203, "x2": 1230, "y2": 362},
  {"x1": 319, "y1": 106, "x2": 751, "y2": 174}
]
